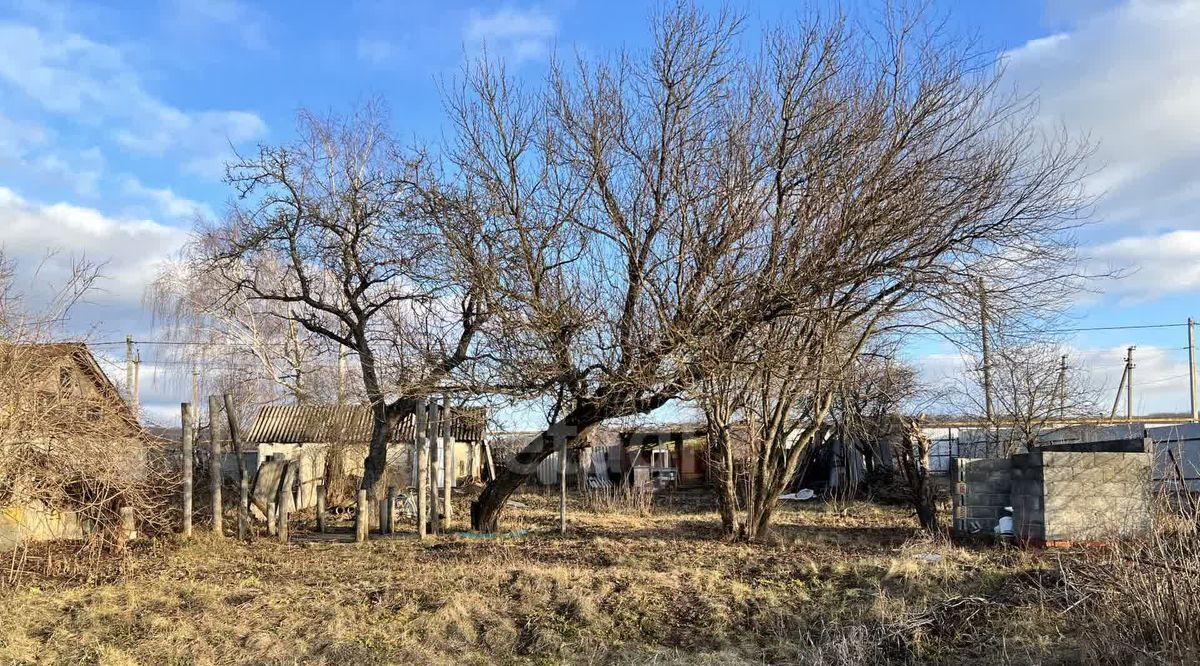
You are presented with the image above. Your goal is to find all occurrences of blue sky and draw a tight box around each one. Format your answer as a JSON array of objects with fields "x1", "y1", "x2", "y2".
[{"x1": 1, "y1": 0, "x2": 1197, "y2": 424}]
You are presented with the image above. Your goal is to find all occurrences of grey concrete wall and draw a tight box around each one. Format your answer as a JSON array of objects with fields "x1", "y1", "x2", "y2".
[
  {"x1": 1041, "y1": 451, "x2": 1150, "y2": 542},
  {"x1": 956, "y1": 450, "x2": 1153, "y2": 543},
  {"x1": 1011, "y1": 450, "x2": 1151, "y2": 543},
  {"x1": 952, "y1": 457, "x2": 1013, "y2": 535}
]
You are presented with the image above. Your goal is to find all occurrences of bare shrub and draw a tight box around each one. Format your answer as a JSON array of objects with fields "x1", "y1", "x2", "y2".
[
  {"x1": 581, "y1": 485, "x2": 654, "y2": 517},
  {"x1": 0, "y1": 254, "x2": 175, "y2": 572},
  {"x1": 1056, "y1": 495, "x2": 1200, "y2": 663}
]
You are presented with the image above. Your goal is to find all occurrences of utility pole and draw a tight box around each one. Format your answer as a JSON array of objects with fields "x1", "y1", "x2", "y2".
[
  {"x1": 1109, "y1": 358, "x2": 1129, "y2": 420},
  {"x1": 1126, "y1": 346, "x2": 1136, "y2": 422},
  {"x1": 125, "y1": 335, "x2": 135, "y2": 406},
  {"x1": 132, "y1": 346, "x2": 141, "y2": 418},
  {"x1": 337, "y1": 345, "x2": 346, "y2": 406},
  {"x1": 192, "y1": 366, "x2": 200, "y2": 407},
  {"x1": 1189, "y1": 317, "x2": 1197, "y2": 422},
  {"x1": 1058, "y1": 355, "x2": 1068, "y2": 418},
  {"x1": 977, "y1": 278, "x2": 994, "y2": 423}
]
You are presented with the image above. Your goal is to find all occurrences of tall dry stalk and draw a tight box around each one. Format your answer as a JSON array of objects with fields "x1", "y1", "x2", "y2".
[{"x1": 1057, "y1": 493, "x2": 1200, "y2": 663}]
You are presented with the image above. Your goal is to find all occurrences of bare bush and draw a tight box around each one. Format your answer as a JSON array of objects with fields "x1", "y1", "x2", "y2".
[
  {"x1": 1056, "y1": 498, "x2": 1200, "y2": 663},
  {"x1": 0, "y1": 254, "x2": 175, "y2": 567},
  {"x1": 580, "y1": 485, "x2": 654, "y2": 517}
]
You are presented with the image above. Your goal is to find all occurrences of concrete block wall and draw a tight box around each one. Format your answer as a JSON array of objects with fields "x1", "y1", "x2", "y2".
[
  {"x1": 952, "y1": 457, "x2": 1013, "y2": 534},
  {"x1": 955, "y1": 451, "x2": 1152, "y2": 544},
  {"x1": 1010, "y1": 452, "x2": 1044, "y2": 540},
  {"x1": 1033, "y1": 451, "x2": 1151, "y2": 542}
]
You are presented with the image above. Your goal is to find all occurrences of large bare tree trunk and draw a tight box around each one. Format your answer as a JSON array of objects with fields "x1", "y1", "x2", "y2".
[
  {"x1": 472, "y1": 406, "x2": 602, "y2": 531},
  {"x1": 900, "y1": 419, "x2": 939, "y2": 533}
]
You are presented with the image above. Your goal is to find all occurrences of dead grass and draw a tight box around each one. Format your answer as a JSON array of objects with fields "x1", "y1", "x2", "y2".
[{"x1": 0, "y1": 489, "x2": 1076, "y2": 665}]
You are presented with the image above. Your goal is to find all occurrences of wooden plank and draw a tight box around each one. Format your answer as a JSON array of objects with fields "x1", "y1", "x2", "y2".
[
  {"x1": 415, "y1": 398, "x2": 428, "y2": 538},
  {"x1": 208, "y1": 395, "x2": 223, "y2": 538},
  {"x1": 315, "y1": 484, "x2": 326, "y2": 533},
  {"x1": 181, "y1": 402, "x2": 194, "y2": 538}
]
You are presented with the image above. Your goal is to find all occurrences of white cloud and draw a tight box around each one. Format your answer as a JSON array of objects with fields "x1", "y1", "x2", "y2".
[
  {"x1": 118, "y1": 176, "x2": 215, "y2": 222},
  {"x1": 465, "y1": 6, "x2": 556, "y2": 64},
  {"x1": 1087, "y1": 230, "x2": 1200, "y2": 300},
  {"x1": 1004, "y1": 0, "x2": 1200, "y2": 233},
  {"x1": 0, "y1": 186, "x2": 186, "y2": 306},
  {"x1": 0, "y1": 21, "x2": 267, "y2": 179}
]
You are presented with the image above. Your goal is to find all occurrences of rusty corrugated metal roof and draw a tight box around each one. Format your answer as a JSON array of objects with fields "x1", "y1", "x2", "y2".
[{"x1": 245, "y1": 403, "x2": 486, "y2": 444}]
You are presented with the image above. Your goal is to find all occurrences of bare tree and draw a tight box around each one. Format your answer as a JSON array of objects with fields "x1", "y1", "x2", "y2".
[
  {"x1": 451, "y1": 6, "x2": 802, "y2": 531},
  {"x1": 146, "y1": 247, "x2": 352, "y2": 408},
  {"x1": 195, "y1": 101, "x2": 486, "y2": 497},
  {"x1": 457, "y1": 2, "x2": 1089, "y2": 532},
  {"x1": 898, "y1": 417, "x2": 939, "y2": 532},
  {"x1": 951, "y1": 333, "x2": 1103, "y2": 454},
  {"x1": 830, "y1": 348, "x2": 922, "y2": 494}
]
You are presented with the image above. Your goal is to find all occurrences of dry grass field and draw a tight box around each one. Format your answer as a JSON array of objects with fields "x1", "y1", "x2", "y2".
[{"x1": 0, "y1": 490, "x2": 1116, "y2": 665}]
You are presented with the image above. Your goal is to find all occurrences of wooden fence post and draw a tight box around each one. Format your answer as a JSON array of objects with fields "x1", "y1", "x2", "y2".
[
  {"x1": 377, "y1": 496, "x2": 387, "y2": 534},
  {"x1": 559, "y1": 434, "x2": 567, "y2": 534},
  {"x1": 119, "y1": 506, "x2": 136, "y2": 547},
  {"x1": 416, "y1": 398, "x2": 429, "y2": 538},
  {"x1": 315, "y1": 484, "x2": 326, "y2": 533},
  {"x1": 428, "y1": 401, "x2": 441, "y2": 535},
  {"x1": 355, "y1": 488, "x2": 369, "y2": 543},
  {"x1": 277, "y1": 461, "x2": 295, "y2": 544},
  {"x1": 223, "y1": 394, "x2": 250, "y2": 541},
  {"x1": 208, "y1": 395, "x2": 223, "y2": 538},
  {"x1": 266, "y1": 454, "x2": 279, "y2": 537},
  {"x1": 181, "y1": 402, "x2": 194, "y2": 538},
  {"x1": 442, "y1": 394, "x2": 453, "y2": 524},
  {"x1": 386, "y1": 486, "x2": 398, "y2": 534}
]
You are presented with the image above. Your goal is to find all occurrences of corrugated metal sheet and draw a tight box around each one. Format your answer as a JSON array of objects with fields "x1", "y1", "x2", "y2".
[{"x1": 245, "y1": 404, "x2": 485, "y2": 444}]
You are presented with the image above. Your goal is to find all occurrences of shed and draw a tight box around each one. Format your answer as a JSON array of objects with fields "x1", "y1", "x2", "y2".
[{"x1": 244, "y1": 403, "x2": 486, "y2": 509}]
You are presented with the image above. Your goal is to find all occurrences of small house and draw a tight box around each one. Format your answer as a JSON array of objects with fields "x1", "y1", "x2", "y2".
[{"x1": 243, "y1": 403, "x2": 486, "y2": 509}]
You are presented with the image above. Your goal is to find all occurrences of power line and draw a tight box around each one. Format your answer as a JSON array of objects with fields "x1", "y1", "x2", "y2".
[
  {"x1": 89, "y1": 340, "x2": 258, "y2": 347},
  {"x1": 1039, "y1": 322, "x2": 1190, "y2": 334}
]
